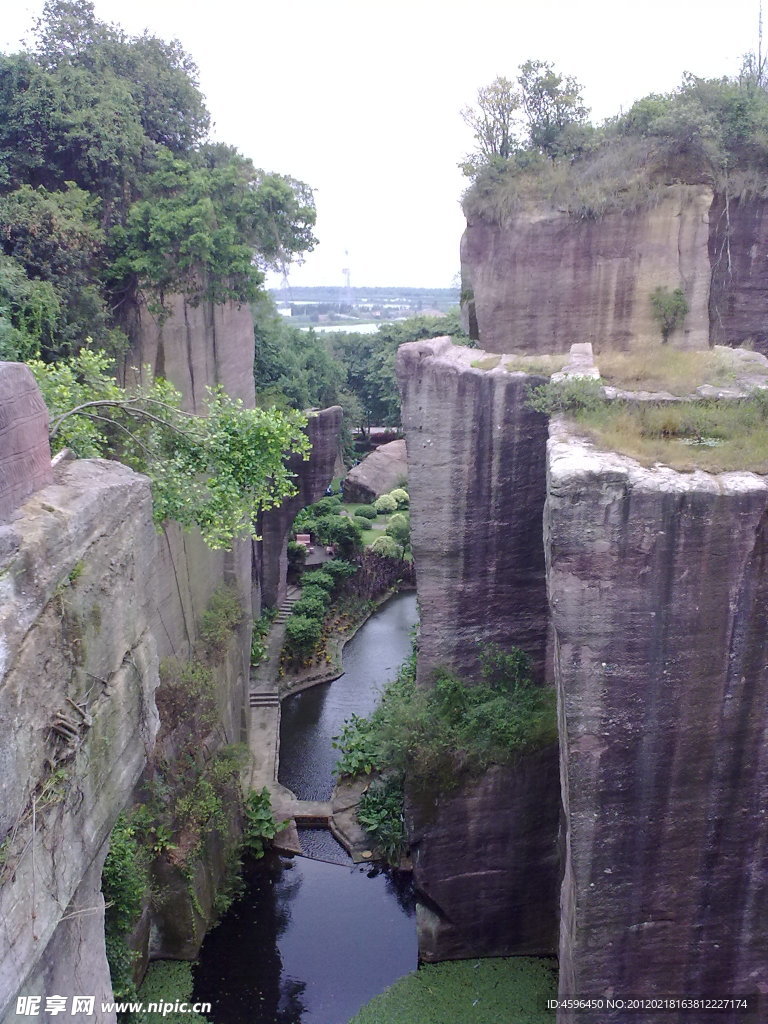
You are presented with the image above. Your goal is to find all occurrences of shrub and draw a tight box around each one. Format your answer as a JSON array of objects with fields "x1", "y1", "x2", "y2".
[
  {"x1": 369, "y1": 535, "x2": 401, "y2": 558},
  {"x1": 356, "y1": 776, "x2": 406, "y2": 864},
  {"x1": 199, "y1": 586, "x2": 243, "y2": 659},
  {"x1": 355, "y1": 505, "x2": 378, "y2": 519},
  {"x1": 353, "y1": 515, "x2": 373, "y2": 530},
  {"x1": 292, "y1": 595, "x2": 327, "y2": 620},
  {"x1": 102, "y1": 814, "x2": 148, "y2": 1000},
  {"x1": 284, "y1": 613, "x2": 322, "y2": 655},
  {"x1": 305, "y1": 496, "x2": 342, "y2": 517},
  {"x1": 156, "y1": 658, "x2": 217, "y2": 736},
  {"x1": 388, "y1": 487, "x2": 409, "y2": 509},
  {"x1": 526, "y1": 376, "x2": 605, "y2": 415},
  {"x1": 650, "y1": 286, "x2": 689, "y2": 343},
  {"x1": 287, "y1": 540, "x2": 307, "y2": 569},
  {"x1": 301, "y1": 569, "x2": 334, "y2": 592},
  {"x1": 242, "y1": 787, "x2": 288, "y2": 859},
  {"x1": 374, "y1": 493, "x2": 397, "y2": 513},
  {"x1": 323, "y1": 558, "x2": 358, "y2": 581},
  {"x1": 299, "y1": 584, "x2": 331, "y2": 607}
]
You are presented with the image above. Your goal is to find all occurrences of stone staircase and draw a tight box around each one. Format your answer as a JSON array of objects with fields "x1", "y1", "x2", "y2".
[{"x1": 248, "y1": 691, "x2": 280, "y2": 709}]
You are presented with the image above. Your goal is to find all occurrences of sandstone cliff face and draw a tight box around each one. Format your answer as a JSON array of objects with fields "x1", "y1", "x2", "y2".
[
  {"x1": 257, "y1": 406, "x2": 343, "y2": 608},
  {"x1": 461, "y1": 185, "x2": 712, "y2": 353},
  {"x1": 397, "y1": 337, "x2": 560, "y2": 960},
  {"x1": 342, "y1": 439, "x2": 407, "y2": 504},
  {"x1": 407, "y1": 751, "x2": 560, "y2": 961},
  {"x1": 397, "y1": 337, "x2": 550, "y2": 682},
  {"x1": 546, "y1": 425, "x2": 768, "y2": 1023},
  {"x1": 0, "y1": 364, "x2": 52, "y2": 521},
  {"x1": 0, "y1": 458, "x2": 160, "y2": 1021},
  {"x1": 121, "y1": 295, "x2": 256, "y2": 412},
  {"x1": 709, "y1": 193, "x2": 768, "y2": 353}
]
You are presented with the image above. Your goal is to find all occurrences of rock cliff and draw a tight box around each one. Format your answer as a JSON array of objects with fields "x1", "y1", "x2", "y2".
[
  {"x1": 342, "y1": 439, "x2": 407, "y2": 504},
  {"x1": 546, "y1": 425, "x2": 768, "y2": 1023},
  {"x1": 0, "y1": 457, "x2": 160, "y2": 1021},
  {"x1": 461, "y1": 185, "x2": 712, "y2": 353},
  {"x1": 397, "y1": 337, "x2": 560, "y2": 960},
  {"x1": 397, "y1": 337, "x2": 550, "y2": 682}
]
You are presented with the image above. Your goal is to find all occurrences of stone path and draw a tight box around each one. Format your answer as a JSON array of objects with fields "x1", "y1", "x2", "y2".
[{"x1": 245, "y1": 587, "x2": 373, "y2": 862}]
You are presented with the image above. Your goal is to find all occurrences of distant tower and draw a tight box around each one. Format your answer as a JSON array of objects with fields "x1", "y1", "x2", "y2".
[{"x1": 341, "y1": 250, "x2": 353, "y2": 308}]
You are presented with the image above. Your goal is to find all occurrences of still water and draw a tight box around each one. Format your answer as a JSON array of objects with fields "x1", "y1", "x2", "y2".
[{"x1": 194, "y1": 592, "x2": 419, "y2": 1024}]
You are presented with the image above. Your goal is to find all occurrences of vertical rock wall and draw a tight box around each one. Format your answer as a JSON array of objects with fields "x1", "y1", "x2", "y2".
[
  {"x1": 397, "y1": 337, "x2": 550, "y2": 682},
  {"x1": 546, "y1": 425, "x2": 768, "y2": 1024},
  {"x1": 397, "y1": 337, "x2": 560, "y2": 960},
  {"x1": 0, "y1": 459, "x2": 160, "y2": 1022},
  {"x1": 256, "y1": 407, "x2": 343, "y2": 608},
  {"x1": 709, "y1": 193, "x2": 768, "y2": 354},
  {"x1": 0, "y1": 365, "x2": 52, "y2": 522},
  {"x1": 461, "y1": 185, "x2": 713, "y2": 354}
]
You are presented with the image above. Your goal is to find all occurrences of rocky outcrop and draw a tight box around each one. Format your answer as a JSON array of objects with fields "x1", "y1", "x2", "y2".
[
  {"x1": 256, "y1": 406, "x2": 343, "y2": 608},
  {"x1": 397, "y1": 337, "x2": 560, "y2": 960},
  {"x1": 0, "y1": 458, "x2": 160, "y2": 1021},
  {"x1": 461, "y1": 184, "x2": 712, "y2": 353},
  {"x1": 342, "y1": 439, "x2": 407, "y2": 504},
  {"x1": 546, "y1": 425, "x2": 768, "y2": 1023},
  {"x1": 709, "y1": 193, "x2": 768, "y2": 353},
  {"x1": 0, "y1": 364, "x2": 52, "y2": 522},
  {"x1": 397, "y1": 337, "x2": 550, "y2": 682},
  {"x1": 120, "y1": 294, "x2": 256, "y2": 412},
  {"x1": 407, "y1": 752, "x2": 560, "y2": 961}
]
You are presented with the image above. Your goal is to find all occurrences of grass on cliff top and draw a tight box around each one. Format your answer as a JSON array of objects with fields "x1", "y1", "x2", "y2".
[
  {"x1": 471, "y1": 352, "x2": 569, "y2": 374},
  {"x1": 593, "y1": 344, "x2": 768, "y2": 395},
  {"x1": 568, "y1": 394, "x2": 768, "y2": 474},
  {"x1": 348, "y1": 957, "x2": 557, "y2": 1024}
]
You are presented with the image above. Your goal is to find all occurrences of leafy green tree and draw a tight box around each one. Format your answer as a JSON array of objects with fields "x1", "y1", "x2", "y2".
[
  {"x1": 0, "y1": 254, "x2": 59, "y2": 360},
  {"x1": 518, "y1": 59, "x2": 590, "y2": 160},
  {"x1": 461, "y1": 76, "x2": 520, "y2": 173},
  {"x1": 30, "y1": 348, "x2": 311, "y2": 548}
]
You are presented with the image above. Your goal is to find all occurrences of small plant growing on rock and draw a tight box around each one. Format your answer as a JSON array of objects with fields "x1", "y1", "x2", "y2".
[
  {"x1": 243, "y1": 787, "x2": 288, "y2": 859},
  {"x1": 650, "y1": 286, "x2": 689, "y2": 344}
]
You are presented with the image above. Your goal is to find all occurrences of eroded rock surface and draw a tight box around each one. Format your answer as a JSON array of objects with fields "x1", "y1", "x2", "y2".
[
  {"x1": 0, "y1": 459, "x2": 160, "y2": 1021},
  {"x1": 546, "y1": 425, "x2": 768, "y2": 1023},
  {"x1": 342, "y1": 439, "x2": 407, "y2": 504},
  {"x1": 257, "y1": 406, "x2": 343, "y2": 607},
  {"x1": 397, "y1": 337, "x2": 550, "y2": 682},
  {"x1": 461, "y1": 184, "x2": 712, "y2": 353},
  {"x1": 0, "y1": 364, "x2": 52, "y2": 522},
  {"x1": 407, "y1": 751, "x2": 560, "y2": 960}
]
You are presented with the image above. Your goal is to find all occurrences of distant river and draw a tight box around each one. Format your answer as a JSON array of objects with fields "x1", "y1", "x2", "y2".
[{"x1": 299, "y1": 321, "x2": 382, "y2": 334}]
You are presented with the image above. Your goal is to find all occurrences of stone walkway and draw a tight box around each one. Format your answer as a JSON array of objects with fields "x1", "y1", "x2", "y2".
[{"x1": 245, "y1": 587, "x2": 373, "y2": 862}]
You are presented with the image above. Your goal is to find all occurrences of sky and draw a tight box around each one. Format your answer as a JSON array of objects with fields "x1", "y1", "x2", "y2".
[{"x1": 0, "y1": 0, "x2": 764, "y2": 288}]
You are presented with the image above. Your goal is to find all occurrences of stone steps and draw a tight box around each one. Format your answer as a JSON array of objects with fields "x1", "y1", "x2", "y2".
[{"x1": 248, "y1": 691, "x2": 280, "y2": 708}]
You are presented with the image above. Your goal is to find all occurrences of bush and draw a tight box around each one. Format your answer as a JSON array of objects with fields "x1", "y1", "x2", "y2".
[
  {"x1": 199, "y1": 586, "x2": 243, "y2": 659},
  {"x1": 388, "y1": 487, "x2": 409, "y2": 509},
  {"x1": 323, "y1": 558, "x2": 358, "y2": 581},
  {"x1": 102, "y1": 814, "x2": 148, "y2": 1001},
  {"x1": 299, "y1": 584, "x2": 331, "y2": 607},
  {"x1": 356, "y1": 776, "x2": 406, "y2": 864},
  {"x1": 287, "y1": 540, "x2": 307, "y2": 568},
  {"x1": 650, "y1": 286, "x2": 689, "y2": 343},
  {"x1": 353, "y1": 515, "x2": 373, "y2": 530},
  {"x1": 355, "y1": 505, "x2": 378, "y2": 519},
  {"x1": 374, "y1": 493, "x2": 397, "y2": 513},
  {"x1": 292, "y1": 595, "x2": 327, "y2": 620},
  {"x1": 242, "y1": 787, "x2": 288, "y2": 859},
  {"x1": 305, "y1": 496, "x2": 342, "y2": 516},
  {"x1": 284, "y1": 613, "x2": 322, "y2": 655},
  {"x1": 302, "y1": 569, "x2": 334, "y2": 592},
  {"x1": 369, "y1": 535, "x2": 401, "y2": 558},
  {"x1": 526, "y1": 376, "x2": 605, "y2": 415}
]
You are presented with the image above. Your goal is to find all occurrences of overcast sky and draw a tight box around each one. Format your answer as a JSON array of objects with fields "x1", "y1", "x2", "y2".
[{"x1": 1, "y1": 1, "x2": 763, "y2": 287}]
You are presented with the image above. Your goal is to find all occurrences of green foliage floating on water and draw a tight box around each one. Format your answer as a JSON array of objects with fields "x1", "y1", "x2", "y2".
[{"x1": 349, "y1": 956, "x2": 558, "y2": 1024}]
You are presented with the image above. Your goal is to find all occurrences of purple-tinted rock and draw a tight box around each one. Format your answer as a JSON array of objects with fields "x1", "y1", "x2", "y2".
[
  {"x1": 546, "y1": 425, "x2": 768, "y2": 1024},
  {"x1": 407, "y1": 751, "x2": 560, "y2": 960},
  {"x1": 461, "y1": 185, "x2": 712, "y2": 354},
  {"x1": 709, "y1": 193, "x2": 768, "y2": 354},
  {"x1": 397, "y1": 337, "x2": 550, "y2": 682},
  {"x1": 342, "y1": 439, "x2": 407, "y2": 504},
  {"x1": 0, "y1": 363, "x2": 52, "y2": 521},
  {"x1": 257, "y1": 407, "x2": 343, "y2": 607}
]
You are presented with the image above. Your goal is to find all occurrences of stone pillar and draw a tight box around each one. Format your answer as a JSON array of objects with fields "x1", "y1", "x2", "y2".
[
  {"x1": 0, "y1": 363, "x2": 52, "y2": 522},
  {"x1": 546, "y1": 425, "x2": 768, "y2": 1024}
]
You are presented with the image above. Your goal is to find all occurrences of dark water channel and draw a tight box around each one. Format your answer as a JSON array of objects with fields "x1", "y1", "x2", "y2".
[{"x1": 194, "y1": 592, "x2": 419, "y2": 1024}]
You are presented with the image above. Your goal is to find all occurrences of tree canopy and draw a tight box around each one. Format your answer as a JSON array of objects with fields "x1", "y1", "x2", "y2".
[{"x1": 0, "y1": 0, "x2": 316, "y2": 361}]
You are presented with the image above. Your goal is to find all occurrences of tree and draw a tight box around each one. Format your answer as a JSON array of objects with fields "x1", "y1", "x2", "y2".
[
  {"x1": 517, "y1": 59, "x2": 589, "y2": 160},
  {"x1": 461, "y1": 76, "x2": 520, "y2": 169},
  {"x1": 650, "y1": 287, "x2": 688, "y2": 344},
  {"x1": 29, "y1": 348, "x2": 311, "y2": 549}
]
